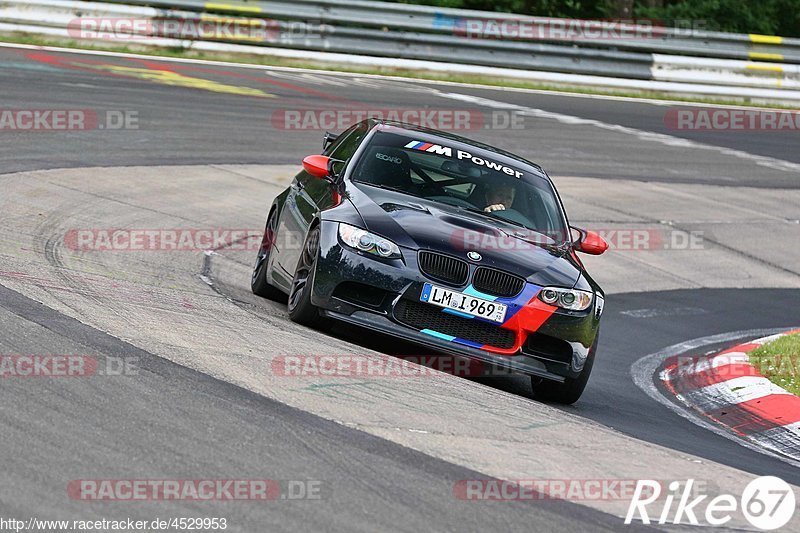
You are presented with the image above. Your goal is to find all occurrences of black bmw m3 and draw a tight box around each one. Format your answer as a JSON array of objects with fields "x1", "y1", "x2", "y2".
[{"x1": 251, "y1": 119, "x2": 608, "y2": 403}]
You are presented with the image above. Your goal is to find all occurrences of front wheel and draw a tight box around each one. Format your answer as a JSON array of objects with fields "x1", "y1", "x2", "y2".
[
  {"x1": 531, "y1": 333, "x2": 598, "y2": 405},
  {"x1": 287, "y1": 225, "x2": 324, "y2": 328},
  {"x1": 251, "y1": 209, "x2": 286, "y2": 301}
]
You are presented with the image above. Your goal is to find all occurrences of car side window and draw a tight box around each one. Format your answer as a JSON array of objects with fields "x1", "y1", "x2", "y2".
[
  {"x1": 328, "y1": 123, "x2": 368, "y2": 163},
  {"x1": 323, "y1": 124, "x2": 356, "y2": 156}
]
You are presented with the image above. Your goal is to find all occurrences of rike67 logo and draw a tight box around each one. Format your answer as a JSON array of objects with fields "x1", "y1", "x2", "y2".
[{"x1": 625, "y1": 476, "x2": 795, "y2": 530}]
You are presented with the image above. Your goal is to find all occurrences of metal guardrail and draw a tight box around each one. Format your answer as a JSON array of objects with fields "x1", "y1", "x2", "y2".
[
  {"x1": 1, "y1": 0, "x2": 799, "y2": 100},
  {"x1": 96, "y1": 0, "x2": 800, "y2": 64},
  {"x1": 0, "y1": 0, "x2": 655, "y2": 79}
]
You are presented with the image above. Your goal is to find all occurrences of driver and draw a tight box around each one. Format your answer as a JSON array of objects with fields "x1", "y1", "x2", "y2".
[{"x1": 484, "y1": 184, "x2": 516, "y2": 213}]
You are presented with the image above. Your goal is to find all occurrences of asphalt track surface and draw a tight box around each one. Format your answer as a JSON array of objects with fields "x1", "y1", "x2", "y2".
[
  {"x1": 1, "y1": 44, "x2": 799, "y2": 530},
  {"x1": 3, "y1": 46, "x2": 799, "y2": 187}
]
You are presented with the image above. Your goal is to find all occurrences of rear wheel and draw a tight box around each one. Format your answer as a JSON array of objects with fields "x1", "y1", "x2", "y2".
[
  {"x1": 251, "y1": 209, "x2": 285, "y2": 301},
  {"x1": 287, "y1": 225, "x2": 324, "y2": 327},
  {"x1": 531, "y1": 333, "x2": 598, "y2": 405}
]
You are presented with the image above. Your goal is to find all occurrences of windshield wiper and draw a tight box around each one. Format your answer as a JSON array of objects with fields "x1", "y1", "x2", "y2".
[
  {"x1": 458, "y1": 206, "x2": 528, "y2": 230},
  {"x1": 356, "y1": 182, "x2": 412, "y2": 195}
]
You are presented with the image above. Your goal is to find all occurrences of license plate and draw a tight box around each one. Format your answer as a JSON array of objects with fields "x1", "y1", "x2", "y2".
[{"x1": 420, "y1": 283, "x2": 507, "y2": 323}]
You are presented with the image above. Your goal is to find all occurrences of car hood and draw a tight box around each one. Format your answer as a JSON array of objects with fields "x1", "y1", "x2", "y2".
[{"x1": 346, "y1": 184, "x2": 582, "y2": 288}]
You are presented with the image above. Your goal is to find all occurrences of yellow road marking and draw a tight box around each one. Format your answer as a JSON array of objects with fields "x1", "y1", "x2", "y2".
[
  {"x1": 200, "y1": 14, "x2": 267, "y2": 26},
  {"x1": 205, "y1": 2, "x2": 262, "y2": 14},
  {"x1": 745, "y1": 63, "x2": 784, "y2": 73},
  {"x1": 83, "y1": 64, "x2": 275, "y2": 98},
  {"x1": 748, "y1": 52, "x2": 784, "y2": 62}
]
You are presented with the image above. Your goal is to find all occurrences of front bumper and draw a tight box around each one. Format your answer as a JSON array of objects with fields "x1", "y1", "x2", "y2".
[{"x1": 311, "y1": 222, "x2": 601, "y2": 381}]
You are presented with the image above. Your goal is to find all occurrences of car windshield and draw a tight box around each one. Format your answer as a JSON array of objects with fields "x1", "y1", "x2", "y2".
[{"x1": 351, "y1": 131, "x2": 568, "y2": 245}]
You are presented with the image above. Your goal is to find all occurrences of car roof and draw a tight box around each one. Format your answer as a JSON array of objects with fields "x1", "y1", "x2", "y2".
[{"x1": 365, "y1": 119, "x2": 548, "y2": 181}]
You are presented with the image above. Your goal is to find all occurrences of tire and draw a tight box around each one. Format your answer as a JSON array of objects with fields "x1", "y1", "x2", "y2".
[
  {"x1": 287, "y1": 225, "x2": 324, "y2": 327},
  {"x1": 531, "y1": 333, "x2": 598, "y2": 405},
  {"x1": 251, "y1": 209, "x2": 286, "y2": 301}
]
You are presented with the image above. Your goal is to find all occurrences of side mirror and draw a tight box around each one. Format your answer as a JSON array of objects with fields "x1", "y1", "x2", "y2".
[
  {"x1": 323, "y1": 131, "x2": 339, "y2": 150},
  {"x1": 302, "y1": 155, "x2": 331, "y2": 179},
  {"x1": 572, "y1": 227, "x2": 608, "y2": 255}
]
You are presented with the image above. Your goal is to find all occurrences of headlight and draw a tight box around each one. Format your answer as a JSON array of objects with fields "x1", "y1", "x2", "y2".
[
  {"x1": 538, "y1": 287, "x2": 593, "y2": 311},
  {"x1": 338, "y1": 223, "x2": 401, "y2": 259}
]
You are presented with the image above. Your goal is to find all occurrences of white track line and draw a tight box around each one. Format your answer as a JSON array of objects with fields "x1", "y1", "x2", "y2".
[{"x1": 435, "y1": 91, "x2": 800, "y2": 174}]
